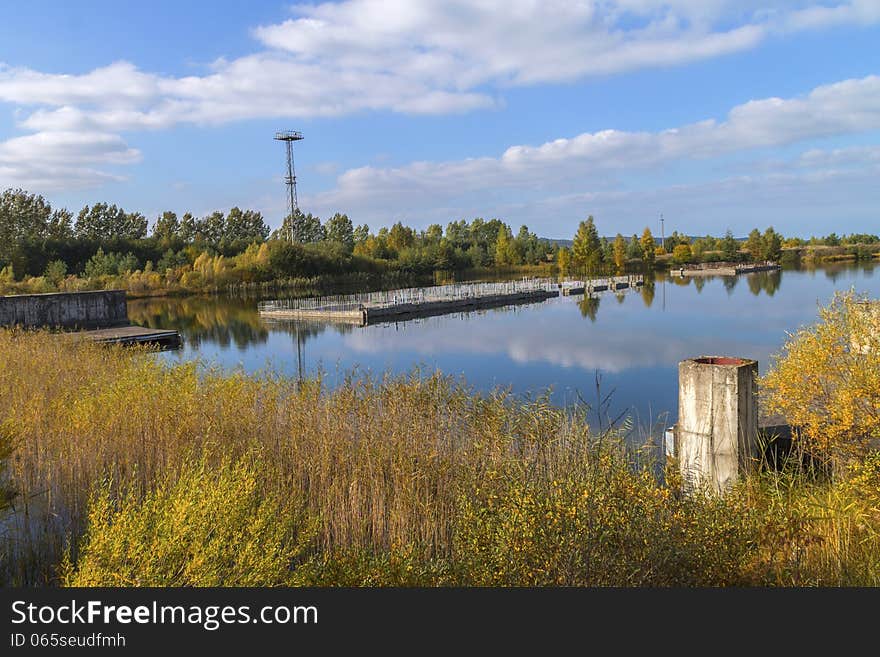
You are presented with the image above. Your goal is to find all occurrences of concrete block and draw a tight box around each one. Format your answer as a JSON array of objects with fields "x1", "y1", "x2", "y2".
[
  {"x1": 678, "y1": 356, "x2": 758, "y2": 494},
  {"x1": 0, "y1": 290, "x2": 128, "y2": 329}
]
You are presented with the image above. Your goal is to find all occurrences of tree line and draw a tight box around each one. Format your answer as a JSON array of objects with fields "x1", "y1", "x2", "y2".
[
  {"x1": 1, "y1": 187, "x2": 877, "y2": 295},
  {"x1": 0, "y1": 189, "x2": 555, "y2": 292}
]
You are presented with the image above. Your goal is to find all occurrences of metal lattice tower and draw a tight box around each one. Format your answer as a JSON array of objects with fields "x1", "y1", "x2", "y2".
[{"x1": 274, "y1": 130, "x2": 304, "y2": 241}]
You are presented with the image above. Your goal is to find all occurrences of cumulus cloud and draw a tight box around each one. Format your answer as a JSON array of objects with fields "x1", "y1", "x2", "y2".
[
  {"x1": 304, "y1": 75, "x2": 880, "y2": 227},
  {"x1": 0, "y1": 130, "x2": 140, "y2": 190},
  {"x1": 0, "y1": 1, "x2": 877, "y2": 192}
]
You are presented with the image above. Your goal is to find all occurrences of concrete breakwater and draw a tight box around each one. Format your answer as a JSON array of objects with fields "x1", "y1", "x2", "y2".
[
  {"x1": 259, "y1": 276, "x2": 645, "y2": 326},
  {"x1": 259, "y1": 279, "x2": 561, "y2": 326},
  {"x1": 0, "y1": 290, "x2": 181, "y2": 348},
  {"x1": 559, "y1": 275, "x2": 644, "y2": 295},
  {"x1": 677, "y1": 261, "x2": 781, "y2": 277},
  {"x1": 0, "y1": 290, "x2": 128, "y2": 329}
]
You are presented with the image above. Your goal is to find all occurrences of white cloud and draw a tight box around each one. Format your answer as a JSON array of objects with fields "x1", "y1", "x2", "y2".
[
  {"x1": 1, "y1": 1, "x2": 876, "y2": 129},
  {"x1": 341, "y1": 297, "x2": 776, "y2": 374},
  {"x1": 0, "y1": 1, "x2": 877, "y2": 193},
  {"x1": 304, "y1": 75, "x2": 880, "y2": 228},
  {"x1": 0, "y1": 130, "x2": 139, "y2": 190}
]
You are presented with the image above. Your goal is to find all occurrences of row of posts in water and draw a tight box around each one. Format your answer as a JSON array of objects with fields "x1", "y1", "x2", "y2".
[{"x1": 258, "y1": 275, "x2": 644, "y2": 314}]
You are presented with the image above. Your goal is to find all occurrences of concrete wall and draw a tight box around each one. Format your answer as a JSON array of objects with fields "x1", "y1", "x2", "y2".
[
  {"x1": 678, "y1": 357, "x2": 758, "y2": 494},
  {"x1": 0, "y1": 290, "x2": 128, "y2": 329}
]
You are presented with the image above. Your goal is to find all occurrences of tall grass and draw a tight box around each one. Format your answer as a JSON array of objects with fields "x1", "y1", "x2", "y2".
[{"x1": 1, "y1": 330, "x2": 878, "y2": 586}]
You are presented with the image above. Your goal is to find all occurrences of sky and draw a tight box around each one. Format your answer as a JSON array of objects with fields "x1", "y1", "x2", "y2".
[{"x1": 1, "y1": 0, "x2": 879, "y2": 239}]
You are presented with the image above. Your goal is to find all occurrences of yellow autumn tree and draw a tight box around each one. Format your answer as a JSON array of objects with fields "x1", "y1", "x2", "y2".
[
  {"x1": 556, "y1": 247, "x2": 571, "y2": 277},
  {"x1": 612, "y1": 234, "x2": 627, "y2": 273},
  {"x1": 761, "y1": 290, "x2": 880, "y2": 458}
]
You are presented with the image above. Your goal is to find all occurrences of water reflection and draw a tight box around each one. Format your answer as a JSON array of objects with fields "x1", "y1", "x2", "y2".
[
  {"x1": 151, "y1": 262, "x2": 880, "y2": 423},
  {"x1": 577, "y1": 294, "x2": 601, "y2": 321},
  {"x1": 128, "y1": 296, "x2": 268, "y2": 349}
]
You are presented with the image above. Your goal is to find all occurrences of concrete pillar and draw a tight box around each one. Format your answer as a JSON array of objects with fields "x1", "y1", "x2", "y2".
[{"x1": 678, "y1": 357, "x2": 758, "y2": 494}]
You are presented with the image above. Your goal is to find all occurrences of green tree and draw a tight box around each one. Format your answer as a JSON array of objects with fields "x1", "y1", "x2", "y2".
[
  {"x1": 627, "y1": 234, "x2": 642, "y2": 259},
  {"x1": 612, "y1": 234, "x2": 627, "y2": 273},
  {"x1": 353, "y1": 224, "x2": 370, "y2": 245},
  {"x1": 721, "y1": 229, "x2": 739, "y2": 260},
  {"x1": 424, "y1": 224, "x2": 443, "y2": 244},
  {"x1": 640, "y1": 227, "x2": 656, "y2": 267},
  {"x1": 572, "y1": 216, "x2": 602, "y2": 273},
  {"x1": 84, "y1": 249, "x2": 140, "y2": 278},
  {"x1": 75, "y1": 203, "x2": 147, "y2": 240},
  {"x1": 48, "y1": 208, "x2": 74, "y2": 241},
  {"x1": 0, "y1": 189, "x2": 71, "y2": 263},
  {"x1": 762, "y1": 226, "x2": 782, "y2": 262},
  {"x1": 226, "y1": 207, "x2": 269, "y2": 242},
  {"x1": 324, "y1": 213, "x2": 355, "y2": 251},
  {"x1": 278, "y1": 209, "x2": 325, "y2": 243},
  {"x1": 445, "y1": 220, "x2": 469, "y2": 245},
  {"x1": 601, "y1": 237, "x2": 614, "y2": 266},
  {"x1": 387, "y1": 222, "x2": 415, "y2": 252},
  {"x1": 152, "y1": 211, "x2": 180, "y2": 242},
  {"x1": 179, "y1": 212, "x2": 197, "y2": 243},
  {"x1": 667, "y1": 231, "x2": 693, "y2": 254},
  {"x1": 43, "y1": 260, "x2": 68, "y2": 285},
  {"x1": 197, "y1": 211, "x2": 226, "y2": 244}
]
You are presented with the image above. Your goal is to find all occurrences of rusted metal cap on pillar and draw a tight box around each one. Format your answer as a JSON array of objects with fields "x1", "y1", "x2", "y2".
[{"x1": 688, "y1": 356, "x2": 756, "y2": 367}]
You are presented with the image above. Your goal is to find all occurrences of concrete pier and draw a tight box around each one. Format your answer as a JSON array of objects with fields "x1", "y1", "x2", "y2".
[
  {"x1": 677, "y1": 262, "x2": 781, "y2": 277},
  {"x1": 72, "y1": 325, "x2": 183, "y2": 349},
  {"x1": 0, "y1": 290, "x2": 182, "y2": 349},
  {"x1": 261, "y1": 275, "x2": 645, "y2": 325},
  {"x1": 677, "y1": 356, "x2": 759, "y2": 494},
  {"x1": 559, "y1": 275, "x2": 644, "y2": 296},
  {"x1": 261, "y1": 288, "x2": 557, "y2": 325}
]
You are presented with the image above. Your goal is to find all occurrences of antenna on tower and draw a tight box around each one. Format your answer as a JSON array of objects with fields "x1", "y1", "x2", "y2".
[
  {"x1": 274, "y1": 130, "x2": 304, "y2": 241},
  {"x1": 660, "y1": 212, "x2": 665, "y2": 250}
]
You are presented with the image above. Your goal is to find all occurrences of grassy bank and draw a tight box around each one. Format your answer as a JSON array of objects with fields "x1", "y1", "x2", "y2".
[
  {"x1": 0, "y1": 260, "x2": 555, "y2": 300},
  {"x1": 1, "y1": 331, "x2": 879, "y2": 586}
]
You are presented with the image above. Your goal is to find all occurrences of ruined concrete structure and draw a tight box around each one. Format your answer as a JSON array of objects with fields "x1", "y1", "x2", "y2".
[
  {"x1": 677, "y1": 356, "x2": 759, "y2": 494},
  {"x1": 0, "y1": 290, "x2": 128, "y2": 329}
]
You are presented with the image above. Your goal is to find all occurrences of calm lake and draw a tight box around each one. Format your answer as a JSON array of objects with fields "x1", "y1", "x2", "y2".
[{"x1": 143, "y1": 262, "x2": 879, "y2": 432}]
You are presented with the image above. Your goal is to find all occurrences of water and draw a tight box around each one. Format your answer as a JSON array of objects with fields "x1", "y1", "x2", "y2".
[{"x1": 143, "y1": 262, "x2": 879, "y2": 432}]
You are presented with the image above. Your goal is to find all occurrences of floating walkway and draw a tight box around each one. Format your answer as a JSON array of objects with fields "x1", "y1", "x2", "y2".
[{"x1": 259, "y1": 275, "x2": 644, "y2": 326}]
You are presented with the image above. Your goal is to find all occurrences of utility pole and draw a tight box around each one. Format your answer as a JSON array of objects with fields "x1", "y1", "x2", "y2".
[{"x1": 660, "y1": 212, "x2": 665, "y2": 250}]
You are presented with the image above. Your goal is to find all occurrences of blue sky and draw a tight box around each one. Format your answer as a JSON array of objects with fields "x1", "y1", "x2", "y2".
[{"x1": 1, "y1": 0, "x2": 879, "y2": 238}]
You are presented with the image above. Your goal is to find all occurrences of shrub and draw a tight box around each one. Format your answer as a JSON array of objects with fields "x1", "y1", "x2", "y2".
[
  {"x1": 761, "y1": 290, "x2": 880, "y2": 459},
  {"x1": 63, "y1": 458, "x2": 314, "y2": 586}
]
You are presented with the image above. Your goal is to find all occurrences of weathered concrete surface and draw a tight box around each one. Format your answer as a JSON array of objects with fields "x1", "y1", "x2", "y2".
[
  {"x1": 678, "y1": 356, "x2": 759, "y2": 494},
  {"x1": 678, "y1": 262, "x2": 781, "y2": 277},
  {"x1": 363, "y1": 289, "x2": 558, "y2": 324},
  {"x1": 259, "y1": 289, "x2": 560, "y2": 326},
  {"x1": 0, "y1": 290, "x2": 128, "y2": 329},
  {"x1": 73, "y1": 325, "x2": 182, "y2": 349},
  {"x1": 257, "y1": 308, "x2": 366, "y2": 325}
]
